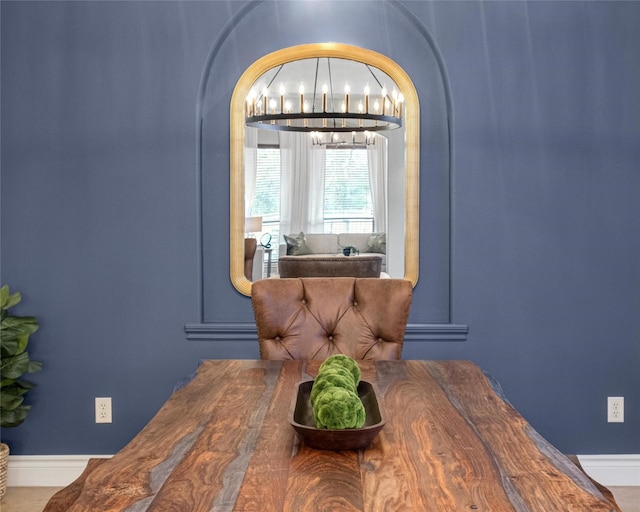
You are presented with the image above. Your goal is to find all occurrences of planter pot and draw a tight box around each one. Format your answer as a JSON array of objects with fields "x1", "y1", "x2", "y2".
[{"x1": 0, "y1": 442, "x2": 8, "y2": 501}]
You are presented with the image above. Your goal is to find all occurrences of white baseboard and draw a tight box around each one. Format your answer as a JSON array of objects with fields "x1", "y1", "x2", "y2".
[
  {"x1": 7, "y1": 454, "x2": 639, "y2": 488},
  {"x1": 7, "y1": 455, "x2": 112, "y2": 487},
  {"x1": 577, "y1": 454, "x2": 640, "y2": 486}
]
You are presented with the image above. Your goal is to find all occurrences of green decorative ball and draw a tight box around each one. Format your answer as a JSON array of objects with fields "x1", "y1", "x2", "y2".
[
  {"x1": 318, "y1": 354, "x2": 361, "y2": 385},
  {"x1": 312, "y1": 386, "x2": 366, "y2": 429},
  {"x1": 310, "y1": 369, "x2": 357, "y2": 404}
]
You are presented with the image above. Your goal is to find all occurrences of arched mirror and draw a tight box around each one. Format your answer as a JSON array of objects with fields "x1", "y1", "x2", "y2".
[{"x1": 230, "y1": 43, "x2": 419, "y2": 296}]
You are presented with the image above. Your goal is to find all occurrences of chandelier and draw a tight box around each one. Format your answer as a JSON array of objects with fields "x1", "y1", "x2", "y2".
[{"x1": 245, "y1": 58, "x2": 404, "y2": 136}]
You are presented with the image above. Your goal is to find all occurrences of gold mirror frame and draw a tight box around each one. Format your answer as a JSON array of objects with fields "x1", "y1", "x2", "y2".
[{"x1": 230, "y1": 43, "x2": 419, "y2": 296}]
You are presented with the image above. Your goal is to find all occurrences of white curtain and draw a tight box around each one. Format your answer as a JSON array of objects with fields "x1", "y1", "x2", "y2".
[
  {"x1": 279, "y1": 132, "x2": 325, "y2": 236},
  {"x1": 244, "y1": 127, "x2": 258, "y2": 218},
  {"x1": 367, "y1": 136, "x2": 388, "y2": 233}
]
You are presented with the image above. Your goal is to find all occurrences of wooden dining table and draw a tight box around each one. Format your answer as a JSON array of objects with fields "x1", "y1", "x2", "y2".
[{"x1": 44, "y1": 359, "x2": 620, "y2": 511}]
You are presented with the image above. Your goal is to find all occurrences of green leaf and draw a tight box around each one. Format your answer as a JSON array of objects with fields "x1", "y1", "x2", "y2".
[
  {"x1": 1, "y1": 384, "x2": 30, "y2": 397},
  {"x1": 0, "y1": 286, "x2": 21, "y2": 310},
  {"x1": 0, "y1": 405, "x2": 31, "y2": 428},
  {"x1": 12, "y1": 379, "x2": 36, "y2": 390},
  {"x1": 0, "y1": 337, "x2": 19, "y2": 358},
  {"x1": 1, "y1": 392, "x2": 24, "y2": 411},
  {"x1": 0, "y1": 352, "x2": 31, "y2": 379},
  {"x1": 16, "y1": 333, "x2": 31, "y2": 355},
  {"x1": 0, "y1": 315, "x2": 39, "y2": 342},
  {"x1": 27, "y1": 360, "x2": 43, "y2": 373},
  {"x1": 0, "y1": 379, "x2": 36, "y2": 393}
]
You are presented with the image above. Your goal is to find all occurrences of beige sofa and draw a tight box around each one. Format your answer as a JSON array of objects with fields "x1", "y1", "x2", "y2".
[{"x1": 279, "y1": 232, "x2": 386, "y2": 273}]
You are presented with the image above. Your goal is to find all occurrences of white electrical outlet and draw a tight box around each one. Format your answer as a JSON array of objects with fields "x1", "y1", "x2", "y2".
[
  {"x1": 607, "y1": 396, "x2": 624, "y2": 423},
  {"x1": 95, "y1": 397, "x2": 112, "y2": 423}
]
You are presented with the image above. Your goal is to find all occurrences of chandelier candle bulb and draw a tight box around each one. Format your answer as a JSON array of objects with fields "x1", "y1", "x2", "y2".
[
  {"x1": 279, "y1": 84, "x2": 285, "y2": 114},
  {"x1": 270, "y1": 99, "x2": 276, "y2": 124},
  {"x1": 246, "y1": 90, "x2": 254, "y2": 117},
  {"x1": 344, "y1": 84, "x2": 350, "y2": 113},
  {"x1": 364, "y1": 85, "x2": 370, "y2": 113},
  {"x1": 262, "y1": 88, "x2": 268, "y2": 117},
  {"x1": 299, "y1": 84, "x2": 304, "y2": 113},
  {"x1": 322, "y1": 84, "x2": 328, "y2": 113}
]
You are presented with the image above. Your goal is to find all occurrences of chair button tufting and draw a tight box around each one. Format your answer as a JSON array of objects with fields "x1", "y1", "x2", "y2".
[
  {"x1": 378, "y1": 337, "x2": 383, "y2": 343},
  {"x1": 275, "y1": 336, "x2": 281, "y2": 341},
  {"x1": 353, "y1": 301, "x2": 358, "y2": 306},
  {"x1": 301, "y1": 299, "x2": 306, "y2": 305},
  {"x1": 328, "y1": 335, "x2": 334, "y2": 341}
]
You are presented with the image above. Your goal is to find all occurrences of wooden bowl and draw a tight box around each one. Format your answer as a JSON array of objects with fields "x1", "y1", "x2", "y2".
[{"x1": 289, "y1": 380, "x2": 385, "y2": 450}]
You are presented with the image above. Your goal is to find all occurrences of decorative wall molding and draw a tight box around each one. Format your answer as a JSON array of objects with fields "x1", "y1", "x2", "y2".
[
  {"x1": 185, "y1": 322, "x2": 468, "y2": 342},
  {"x1": 7, "y1": 455, "x2": 112, "y2": 487},
  {"x1": 404, "y1": 323, "x2": 468, "y2": 341},
  {"x1": 185, "y1": 322, "x2": 258, "y2": 341},
  {"x1": 577, "y1": 454, "x2": 640, "y2": 486},
  {"x1": 8, "y1": 454, "x2": 638, "y2": 487}
]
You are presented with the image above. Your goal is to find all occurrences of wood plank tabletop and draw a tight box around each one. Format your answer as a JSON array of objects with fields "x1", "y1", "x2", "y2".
[{"x1": 44, "y1": 359, "x2": 619, "y2": 511}]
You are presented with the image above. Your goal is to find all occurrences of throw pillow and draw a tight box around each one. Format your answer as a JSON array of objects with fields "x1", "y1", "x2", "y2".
[
  {"x1": 367, "y1": 233, "x2": 386, "y2": 254},
  {"x1": 284, "y1": 232, "x2": 313, "y2": 256}
]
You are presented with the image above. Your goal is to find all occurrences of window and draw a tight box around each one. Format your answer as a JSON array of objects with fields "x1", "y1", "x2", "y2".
[
  {"x1": 323, "y1": 147, "x2": 373, "y2": 233},
  {"x1": 250, "y1": 145, "x2": 374, "y2": 236},
  {"x1": 250, "y1": 146, "x2": 281, "y2": 241}
]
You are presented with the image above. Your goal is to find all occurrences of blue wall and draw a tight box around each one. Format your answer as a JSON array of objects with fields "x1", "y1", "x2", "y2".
[{"x1": 1, "y1": 1, "x2": 638, "y2": 456}]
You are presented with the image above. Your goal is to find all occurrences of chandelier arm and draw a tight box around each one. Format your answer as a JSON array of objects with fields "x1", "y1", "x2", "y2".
[
  {"x1": 264, "y1": 64, "x2": 284, "y2": 92},
  {"x1": 366, "y1": 64, "x2": 384, "y2": 89},
  {"x1": 365, "y1": 63, "x2": 394, "y2": 105}
]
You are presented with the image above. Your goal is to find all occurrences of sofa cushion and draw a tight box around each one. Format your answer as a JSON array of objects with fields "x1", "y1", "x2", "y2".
[
  {"x1": 338, "y1": 233, "x2": 377, "y2": 254},
  {"x1": 366, "y1": 233, "x2": 386, "y2": 254},
  {"x1": 284, "y1": 232, "x2": 313, "y2": 256},
  {"x1": 305, "y1": 233, "x2": 339, "y2": 254}
]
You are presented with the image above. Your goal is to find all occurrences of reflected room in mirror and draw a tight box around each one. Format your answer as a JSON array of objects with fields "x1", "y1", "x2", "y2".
[{"x1": 230, "y1": 43, "x2": 419, "y2": 296}]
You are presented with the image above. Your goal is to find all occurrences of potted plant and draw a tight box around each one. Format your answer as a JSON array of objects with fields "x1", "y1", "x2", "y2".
[{"x1": 0, "y1": 285, "x2": 42, "y2": 499}]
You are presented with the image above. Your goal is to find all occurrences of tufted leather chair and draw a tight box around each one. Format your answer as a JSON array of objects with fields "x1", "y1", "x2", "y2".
[{"x1": 251, "y1": 277, "x2": 412, "y2": 360}]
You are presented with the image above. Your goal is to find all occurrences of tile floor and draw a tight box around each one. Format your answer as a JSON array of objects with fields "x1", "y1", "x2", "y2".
[{"x1": 1, "y1": 485, "x2": 638, "y2": 511}]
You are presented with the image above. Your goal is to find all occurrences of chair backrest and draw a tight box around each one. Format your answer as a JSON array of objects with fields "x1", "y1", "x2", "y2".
[{"x1": 251, "y1": 277, "x2": 412, "y2": 360}]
